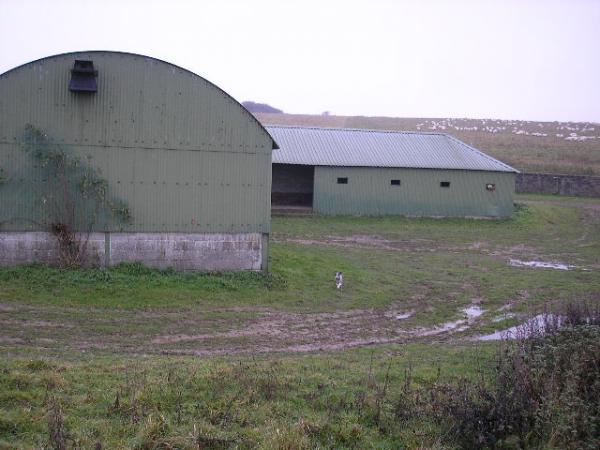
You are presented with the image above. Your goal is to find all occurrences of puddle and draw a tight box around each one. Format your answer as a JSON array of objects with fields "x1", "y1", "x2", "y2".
[
  {"x1": 476, "y1": 314, "x2": 561, "y2": 341},
  {"x1": 415, "y1": 318, "x2": 467, "y2": 337},
  {"x1": 463, "y1": 306, "x2": 484, "y2": 319},
  {"x1": 492, "y1": 312, "x2": 516, "y2": 322},
  {"x1": 509, "y1": 259, "x2": 575, "y2": 270},
  {"x1": 415, "y1": 305, "x2": 484, "y2": 336},
  {"x1": 396, "y1": 311, "x2": 414, "y2": 320}
]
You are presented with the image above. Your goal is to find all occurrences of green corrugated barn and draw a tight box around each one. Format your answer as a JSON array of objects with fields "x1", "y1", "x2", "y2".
[
  {"x1": 0, "y1": 51, "x2": 277, "y2": 270},
  {"x1": 269, "y1": 126, "x2": 518, "y2": 217}
]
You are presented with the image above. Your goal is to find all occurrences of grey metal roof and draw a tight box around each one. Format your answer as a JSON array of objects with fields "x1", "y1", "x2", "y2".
[{"x1": 267, "y1": 126, "x2": 518, "y2": 173}]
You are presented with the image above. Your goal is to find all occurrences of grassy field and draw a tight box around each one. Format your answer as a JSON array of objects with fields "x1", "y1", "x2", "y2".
[
  {"x1": 1, "y1": 344, "x2": 498, "y2": 449},
  {"x1": 257, "y1": 113, "x2": 600, "y2": 176},
  {"x1": 1, "y1": 194, "x2": 599, "y2": 448}
]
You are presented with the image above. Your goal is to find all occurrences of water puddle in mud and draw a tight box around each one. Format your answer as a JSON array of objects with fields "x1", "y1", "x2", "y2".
[
  {"x1": 396, "y1": 311, "x2": 414, "y2": 320},
  {"x1": 463, "y1": 306, "x2": 484, "y2": 319},
  {"x1": 509, "y1": 259, "x2": 575, "y2": 270},
  {"x1": 492, "y1": 312, "x2": 516, "y2": 322},
  {"x1": 415, "y1": 305, "x2": 485, "y2": 336},
  {"x1": 476, "y1": 314, "x2": 561, "y2": 341}
]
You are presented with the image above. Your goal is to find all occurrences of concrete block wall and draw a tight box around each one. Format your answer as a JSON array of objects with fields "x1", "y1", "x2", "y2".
[
  {"x1": 0, "y1": 232, "x2": 266, "y2": 271},
  {"x1": 0, "y1": 232, "x2": 106, "y2": 267},
  {"x1": 516, "y1": 173, "x2": 600, "y2": 197},
  {"x1": 108, "y1": 233, "x2": 264, "y2": 271}
]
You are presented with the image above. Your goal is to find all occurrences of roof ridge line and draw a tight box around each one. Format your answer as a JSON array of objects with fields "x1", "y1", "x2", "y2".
[{"x1": 264, "y1": 124, "x2": 447, "y2": 136}]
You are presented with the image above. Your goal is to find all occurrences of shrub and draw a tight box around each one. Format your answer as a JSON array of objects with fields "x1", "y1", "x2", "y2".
[{"x1": 437, "y1": 303, "x2": 600, "y2": 449}]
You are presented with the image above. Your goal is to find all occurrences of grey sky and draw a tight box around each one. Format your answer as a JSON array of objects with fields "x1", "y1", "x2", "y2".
[{"x1": 1, "y1": 0, "x2": 599, "y2": 122}]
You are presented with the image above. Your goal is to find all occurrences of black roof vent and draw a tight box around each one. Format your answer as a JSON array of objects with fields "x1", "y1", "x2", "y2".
[{"x1": 69, "y1": 60, "x2": 98, "y2": 92}]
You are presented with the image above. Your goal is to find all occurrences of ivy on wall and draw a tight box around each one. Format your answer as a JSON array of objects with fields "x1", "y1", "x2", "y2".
[{"x1": 17, "y1": 124, "x2": 131, "y2": 267}]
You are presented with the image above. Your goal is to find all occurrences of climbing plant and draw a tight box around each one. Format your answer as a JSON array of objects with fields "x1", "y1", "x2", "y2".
[{"x1": 19, "y1": 124, "x2": 131, "y2": 267}]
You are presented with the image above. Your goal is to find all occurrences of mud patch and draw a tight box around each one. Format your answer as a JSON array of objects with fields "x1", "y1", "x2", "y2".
[
  {"x1": 0, "y1": 303, "x2": 17, "y2": 312},
  {"x1": 0, "y1": 300, "x2": 498, "y2": 356},
  {"x1": 0, "y1": 336, "x2": 25, "y2": 344},
  {"x1": 151, "y1": 308, "x2": 405, "y2": 353},
  {"x1": 0, "y1": 319, "x2": 72, "y2": 328},
  {"x1": 281, "y1": 235, "x2": 443, "y2": 253},
  {"x1": 282, "y1": 236, "x2": 553, "y2": 265}
]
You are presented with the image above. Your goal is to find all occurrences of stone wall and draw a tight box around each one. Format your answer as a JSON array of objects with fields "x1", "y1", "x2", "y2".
[
  {"x1": 0, "y1": 232, "x2": 266, "y2": 271},
  {"x1": 516, "y1": 173, "x2": 600, "y2": 197}
]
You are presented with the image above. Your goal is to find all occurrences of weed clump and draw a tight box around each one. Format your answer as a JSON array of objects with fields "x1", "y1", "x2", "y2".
[
  {"x1": 436, "y1": 303, "x2": 600, "y2": 449},
  {"x1": 133, "y1": 414, "x2": 170, "y2": 450},
  {"x1": 24, "y1": 359, "x2": 56, "y2": 372},
  {"x1": 46, "y1": 398, "x2": 68, "y2": 450}
]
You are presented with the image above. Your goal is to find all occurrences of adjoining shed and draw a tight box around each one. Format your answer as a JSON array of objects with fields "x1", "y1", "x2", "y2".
[
  {"x1": 0, "y1": 51, "x2": 277, "y2": 271},
  {"x1": 268, "y1": 126, "x2": 518, "y2": 218}
]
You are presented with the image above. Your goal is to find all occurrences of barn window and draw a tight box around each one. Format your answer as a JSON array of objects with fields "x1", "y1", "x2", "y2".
[
  {"x1": 486, "y1": 183, "x2": 496, "y2": 191},
  {"x1": 391, "y1": 179, "x2": 401, "y2": 186},
  {"x1": 440, "y1": 181, "x2": 450, "y2": 188},
  {"x1": 69, "y1": 60, "x2": 98, "y2": 93},
  {"x1": 337, "y1": 177, "x2": 348, "y2": 184}
]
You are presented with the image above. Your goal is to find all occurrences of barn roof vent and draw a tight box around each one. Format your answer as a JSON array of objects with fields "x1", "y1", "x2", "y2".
[{"x1": 69, "y1": 60, "x2": 98, "y2": 92}]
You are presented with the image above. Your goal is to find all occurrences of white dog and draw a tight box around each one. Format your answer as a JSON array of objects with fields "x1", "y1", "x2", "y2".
[{"x1": 335, "y1": 271, "x2": 344, "y2": 290}]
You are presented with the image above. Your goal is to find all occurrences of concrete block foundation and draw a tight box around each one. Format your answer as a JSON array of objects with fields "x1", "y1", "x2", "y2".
[{"x1": 0, "y1": 232, "x2": 266, "y2": 271}]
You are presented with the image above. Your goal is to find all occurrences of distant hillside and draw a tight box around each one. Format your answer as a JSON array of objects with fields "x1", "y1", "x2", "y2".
[
  {"x1": 256, "y1": 113, "x2": 600, "y2": 176},
  {"x1": 242, "y1": 101, "x2": 283, "y2": 114}
]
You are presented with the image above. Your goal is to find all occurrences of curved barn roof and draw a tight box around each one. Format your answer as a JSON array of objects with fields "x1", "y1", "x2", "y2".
[
  {"x1": 268, "y1": 125, "x2": 517, "y2": 173},
  {"x1": 0, "y1": 51, "x2": 278, "y2": 150}
]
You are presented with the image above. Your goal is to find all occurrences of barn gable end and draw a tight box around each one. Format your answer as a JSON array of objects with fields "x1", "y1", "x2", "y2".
[{"x1": 0, "y1": 51, "x2": 276, "y2": 271}]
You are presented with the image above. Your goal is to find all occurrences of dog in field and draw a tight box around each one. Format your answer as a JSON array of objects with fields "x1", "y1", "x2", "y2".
[{"x1": 335, "y1": 271, "x2": 344, "y2": 290}]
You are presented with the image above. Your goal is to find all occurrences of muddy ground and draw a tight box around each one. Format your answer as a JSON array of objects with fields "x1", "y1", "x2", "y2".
[
  {"x1": 1, "y1": 197, "x2": 599, "y2": 359},
  {"x1": 0, "y1": 299, "x2": 493, "y2": 357}
]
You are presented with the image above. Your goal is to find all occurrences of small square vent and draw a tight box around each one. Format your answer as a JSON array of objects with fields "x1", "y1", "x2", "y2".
[{"x1": 69, "y1": 60, "x2": 98, "y2": 92}]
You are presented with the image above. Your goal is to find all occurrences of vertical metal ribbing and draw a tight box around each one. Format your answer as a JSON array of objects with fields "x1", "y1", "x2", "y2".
[{"x1": 0, "y1": 52, "x2": 275, "y2": 234}]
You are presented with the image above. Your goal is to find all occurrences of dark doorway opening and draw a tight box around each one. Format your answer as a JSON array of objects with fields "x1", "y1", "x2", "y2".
[{"x1": 271, "y1": 164, "x2": 314, "y2": 207}]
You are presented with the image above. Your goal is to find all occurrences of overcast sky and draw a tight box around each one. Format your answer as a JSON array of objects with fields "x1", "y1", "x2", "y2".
[{"x1": 1, "y1": 0, "x2": 599, "y2": 122}]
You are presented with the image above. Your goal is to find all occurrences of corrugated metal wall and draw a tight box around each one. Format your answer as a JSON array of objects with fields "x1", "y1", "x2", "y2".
[
  {"x1": 313, "y1": 167, "x2": 514, "y2": 217},
  {"x1": 0, "y1": 52, "x2": 273, "y2": 233}
]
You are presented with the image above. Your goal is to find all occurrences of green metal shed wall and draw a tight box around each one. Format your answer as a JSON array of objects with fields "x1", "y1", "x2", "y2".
[
  {"x1": 313, "y1": 167, "x2": 514, "y2": 217},
  {"x1": 0, "y1": 52, "x2": 273, "y2": 233}
]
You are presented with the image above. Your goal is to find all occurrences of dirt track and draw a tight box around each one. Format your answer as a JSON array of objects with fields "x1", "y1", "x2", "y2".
[{"x1": 0, "y1": 300, "x2": 484, "y2": 357}]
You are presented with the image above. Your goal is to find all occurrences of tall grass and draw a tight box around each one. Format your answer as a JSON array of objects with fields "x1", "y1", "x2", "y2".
[{"x1": 400, "y1": 302, "x2": 600, "y2": 449}]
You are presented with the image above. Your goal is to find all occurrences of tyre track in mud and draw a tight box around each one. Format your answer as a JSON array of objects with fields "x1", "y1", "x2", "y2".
[{"x1": 0, "y1": 301, "x2": 470, "y2": 357}]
